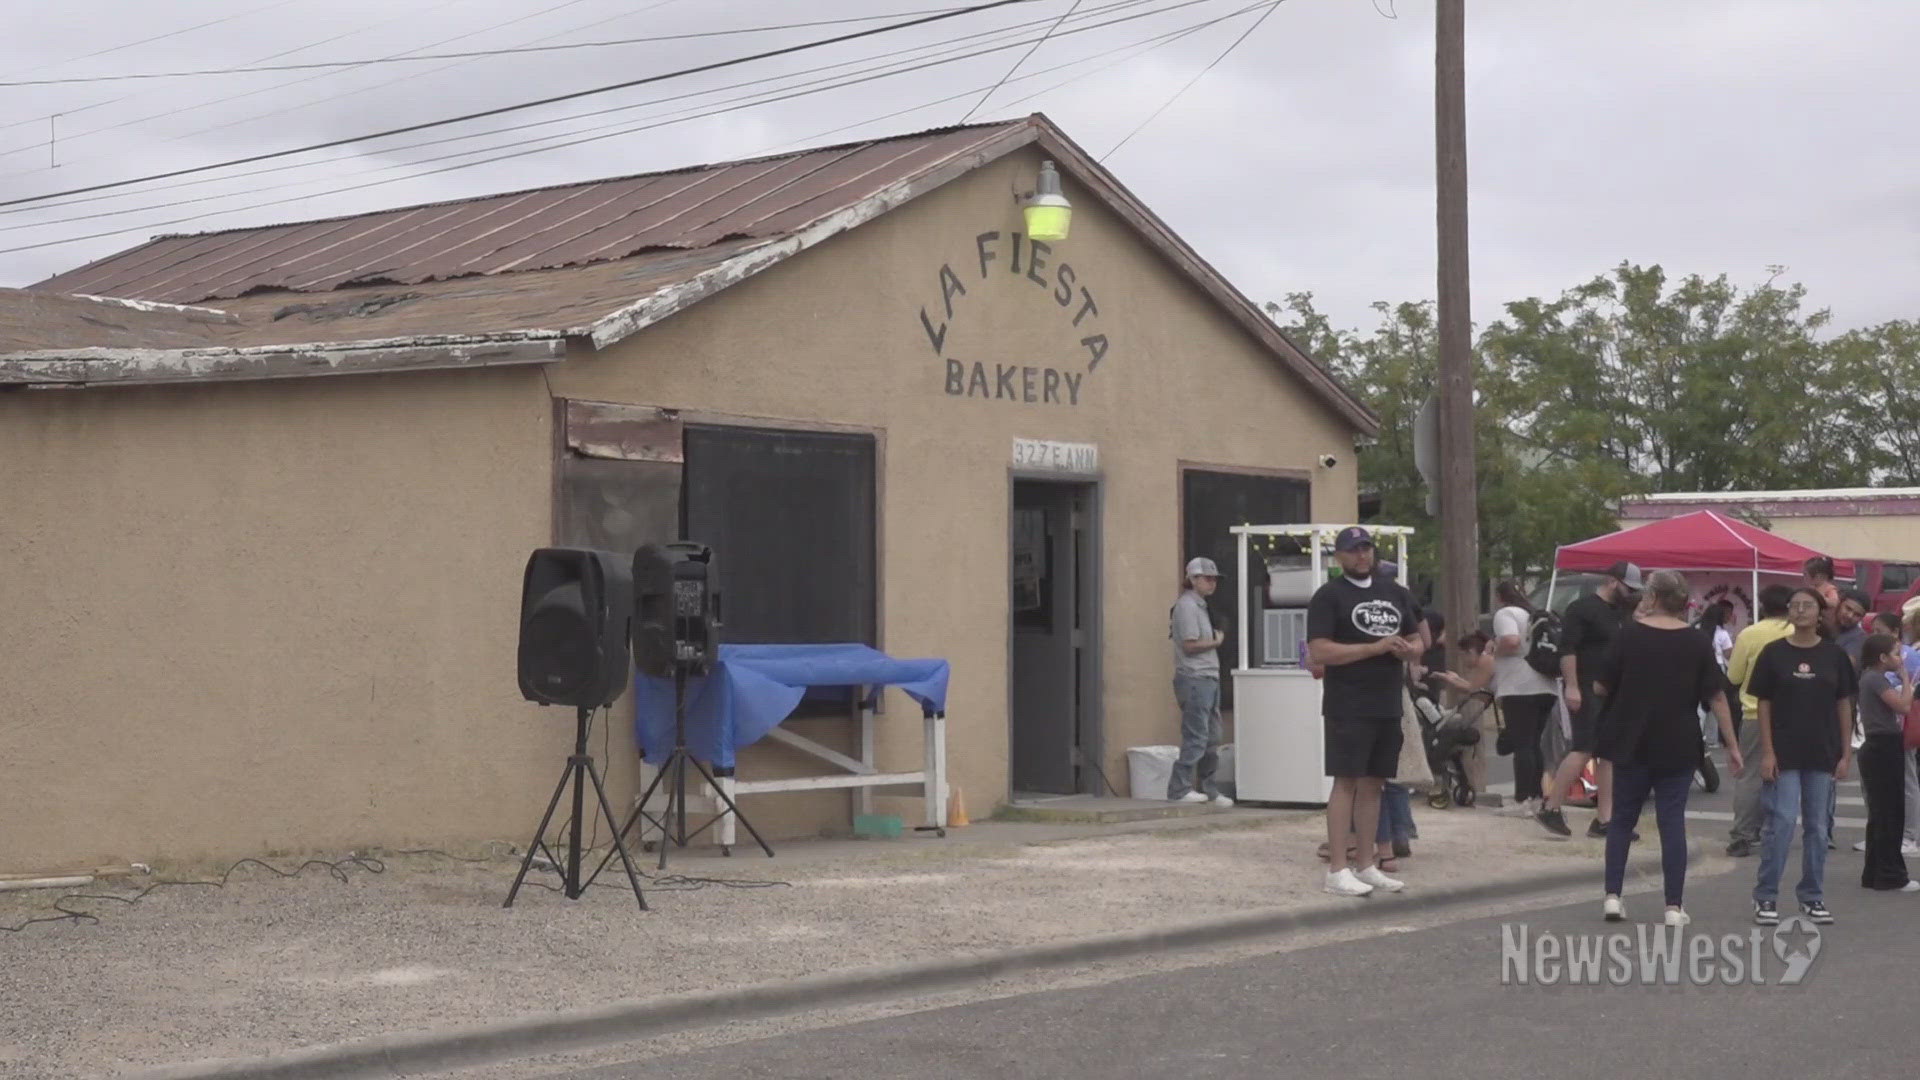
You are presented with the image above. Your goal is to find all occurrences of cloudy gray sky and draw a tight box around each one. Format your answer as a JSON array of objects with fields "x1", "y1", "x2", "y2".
[{"x1": 0, "y1": 0, "x2": 1913, "y2": 334}]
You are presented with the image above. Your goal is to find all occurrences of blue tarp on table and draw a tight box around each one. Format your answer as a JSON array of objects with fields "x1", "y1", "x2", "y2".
[{"x1": 632, "y1": 643, "x2": 951, "y2": 769}]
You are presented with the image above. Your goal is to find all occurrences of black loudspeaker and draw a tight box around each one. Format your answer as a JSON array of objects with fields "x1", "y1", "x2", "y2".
[
  {"x1": 518, "y1": 548, "x2": 633, "y2": 708},
  {"x1": 632, "y1": 542, "x2": 720, "y2": 678}
]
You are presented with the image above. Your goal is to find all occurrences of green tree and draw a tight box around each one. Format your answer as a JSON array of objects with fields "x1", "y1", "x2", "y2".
[
  {"x1": 1477, "y1": 263, "x2": 1877, "y2": 491},
  {"x1": 1268, "y1": 294, "x2": 1625, "y2": 583}
]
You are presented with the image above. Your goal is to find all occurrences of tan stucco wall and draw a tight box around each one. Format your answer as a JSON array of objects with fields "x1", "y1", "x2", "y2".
[
  {"x1": 0, "y1": 148, "x2": 1361, "y2": 872},
  {"x1": 1735, "y1": 517, "x2": 1920, "y2": 564},
  {"x1": 548, "y1": 147, "x2": 1361, "y2": 827},
  {"x1": 1617, "y1": 515, "x2": 1920, "y2": 564},
  {"x1": 0, "y1": 370, "x2": 555, "y2": 870}
]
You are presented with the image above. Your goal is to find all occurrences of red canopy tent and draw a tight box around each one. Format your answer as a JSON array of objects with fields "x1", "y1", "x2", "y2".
[{"x1": 1552, "y1": 510, "x2": 1853, "y2": 607}]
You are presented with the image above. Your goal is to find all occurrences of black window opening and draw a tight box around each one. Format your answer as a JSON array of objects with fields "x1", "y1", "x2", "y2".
[
  {"x1": 1180, "y1": 469, "x2": 1310, "y2": 708},
  {"x1": 682, "y1": 425, "x2": 878, "y2": 715}
]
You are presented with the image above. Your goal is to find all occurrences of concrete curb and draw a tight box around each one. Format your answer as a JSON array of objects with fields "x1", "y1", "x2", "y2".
[{"x1": 125, "y1": 839, "x2": 1701, "y2": 1080}]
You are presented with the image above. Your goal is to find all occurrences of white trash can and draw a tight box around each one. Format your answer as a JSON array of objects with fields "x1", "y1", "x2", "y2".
[{"x1": 1127, "y1": 745, "x2": 1180, "y2": 800}]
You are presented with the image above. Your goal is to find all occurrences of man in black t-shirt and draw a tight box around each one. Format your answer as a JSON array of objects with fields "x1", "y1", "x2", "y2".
[
  {"x1": 1540, "y1": 562, "x2": 1642, "y2": 838},
  {"x1": 1307, "y1": 526, "x2": 1423, "y2": 898},
  {"x1": 1748, "y1": 589, "x2": 1856, "y2": 927}
]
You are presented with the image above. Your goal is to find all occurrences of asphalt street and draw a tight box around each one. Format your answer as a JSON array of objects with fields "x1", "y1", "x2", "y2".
[
  {"x1": 543, "y1": 858, "x2": 1916, "y2": 1080},
  {"x1": 1483, "y1": 744, "x2": 1853, "y2": 842}
]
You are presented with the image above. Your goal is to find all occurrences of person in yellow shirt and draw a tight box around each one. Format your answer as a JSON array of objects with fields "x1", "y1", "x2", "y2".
[{"x1": 1726, "y1": 584, "x2": 1797, "y2": 857}]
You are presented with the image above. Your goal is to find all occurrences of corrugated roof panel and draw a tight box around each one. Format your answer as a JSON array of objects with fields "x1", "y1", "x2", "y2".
[{"x1": 33, "y1": 121, "x2": 1032, "y2": 304}]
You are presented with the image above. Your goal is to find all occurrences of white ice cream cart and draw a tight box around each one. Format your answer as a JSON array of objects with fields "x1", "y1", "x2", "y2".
[{"x1": 1229, "y1": 523, "x2": 1415, "y2": 806}]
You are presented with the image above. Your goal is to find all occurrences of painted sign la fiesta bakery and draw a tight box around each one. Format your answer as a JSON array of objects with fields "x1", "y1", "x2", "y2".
[{"x1": 916, "y1": 230, "x2": 1111, "y2": 408}]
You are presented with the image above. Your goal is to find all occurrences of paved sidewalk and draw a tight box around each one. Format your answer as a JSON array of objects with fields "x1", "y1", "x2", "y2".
[{"x1": 0, "y1": 804, "x2": 1640, "y2": 1079}]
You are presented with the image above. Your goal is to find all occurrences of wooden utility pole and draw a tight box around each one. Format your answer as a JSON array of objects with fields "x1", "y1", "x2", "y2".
[{"x1": 1435, "y1": 0, "x2": 1479, "y2": 647}]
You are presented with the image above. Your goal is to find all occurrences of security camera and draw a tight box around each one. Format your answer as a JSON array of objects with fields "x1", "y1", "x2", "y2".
[{"x1": 1318, "y1": 453, "x2": 1339, "y2": 469}]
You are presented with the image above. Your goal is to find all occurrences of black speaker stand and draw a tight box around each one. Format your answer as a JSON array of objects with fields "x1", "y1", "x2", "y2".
[
  {"x1": 615, "y1": 665, "x2": 774, "y2": 870},
  {"x1": 504, "y1": 704, "x2": 648, "y2": 911}
]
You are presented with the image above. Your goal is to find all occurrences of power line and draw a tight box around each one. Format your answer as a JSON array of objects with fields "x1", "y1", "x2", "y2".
[
  {"x1": 0, "y1": 0, "x2": 478, "y2": 137},
  {"x1": 0, "y1": 6, "x2": 1005, "y2": 87},
  {"x1": 1100, "y1": 0, "x2": 1283, "y2": 162},
  {"x1": 764, "y1": 1, "x2": 1250, "y2": 154},
  {"x1": 0, "y1": 0, "x2": 1046, "y2": 213},
  {"x1": 0, "y1": 0, "x2": 1167, "y2": 219},
  {"x1": 0, "y1": 0, "x2": 622, "y2": 168},
  {"x1": 10, "y1": 0, "x2": 307, "y2": 78},
  {"x1": 0, "y1": 0, "x2": 1244, "y2": 254},
  {"x1": 959, "y1": 0, "x2": 1086, "y2": 122}
]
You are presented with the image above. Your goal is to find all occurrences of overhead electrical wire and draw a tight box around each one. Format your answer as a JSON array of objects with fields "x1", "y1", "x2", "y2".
[
  {"x1": 1100, "y1": 0, "x2": 1284, "y2": 161},
  {"x1": 0, "y1": 6, "x2": 1014, "y2": 87},
  {"x1": 0, "y1": 0, "x2": 1254, "y2": 255},
  {"x1": 0, "y1": 0, "x2": 1168, "y2": 219},
  {"x1": 0, "y1": 0, "x2": 1048, "y2": 212},
  {"x1": 0, "y1": 0, "x2": 639, "y2": 167},
  {"x1": 958, "y1": 0, "x2": 1086, "y2": 123},
  {"x1": 8, "y1": 0, "x2": 307, "y2": 79},
  {"x1": 0, "y1": 0, "x2": 479, "y2": 138},
  {"x1": 0, "y1": 0, "x2": 1149, "y2": 185},
  {"x1": 761, "y1": 2, "x2": 1249, "y2": 154}
]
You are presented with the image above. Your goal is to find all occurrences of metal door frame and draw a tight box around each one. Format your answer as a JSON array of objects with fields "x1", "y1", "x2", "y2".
[{"x1": 1006, "y1": 473, "x2": 1105, "y2": 798}]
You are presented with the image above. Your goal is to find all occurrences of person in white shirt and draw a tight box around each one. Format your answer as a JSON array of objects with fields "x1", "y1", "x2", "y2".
[{"x1": 1490, "y1": 580, "x2": 1560, "y2": 819}]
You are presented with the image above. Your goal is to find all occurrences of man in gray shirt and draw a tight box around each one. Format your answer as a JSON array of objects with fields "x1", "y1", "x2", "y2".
[{"x1": 1168, "y1": 557, "x2": 1233, "y2": 806}]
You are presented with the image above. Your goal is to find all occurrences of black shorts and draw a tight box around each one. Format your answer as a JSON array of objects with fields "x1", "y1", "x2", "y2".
[
  {"x1": 1569, "y1": 693, "x2": 1600, "y2": 755},
  {"x1": 1325, "y1": 715, "x2": 1404, "y2": 779}
]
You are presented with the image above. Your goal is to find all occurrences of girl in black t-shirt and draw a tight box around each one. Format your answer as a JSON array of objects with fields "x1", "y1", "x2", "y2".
[{"x1": 1748, "y1": 587, "x2": 1856, "y2": 926}]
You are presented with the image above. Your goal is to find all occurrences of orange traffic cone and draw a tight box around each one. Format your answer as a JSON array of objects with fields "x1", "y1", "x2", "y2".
[{"x1": 947, "y1": 785, "x2": 970, "y2": 828}]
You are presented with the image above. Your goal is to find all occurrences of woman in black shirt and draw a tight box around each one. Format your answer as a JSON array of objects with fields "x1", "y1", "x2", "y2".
[{"x1": 1594, "y1": 570, "x2": 1741, "y2": 926}]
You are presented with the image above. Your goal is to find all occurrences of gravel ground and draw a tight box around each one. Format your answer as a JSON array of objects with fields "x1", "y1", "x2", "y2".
[{"x1": 0, "y1": 804, "x2": 1631, "y2": 1079}]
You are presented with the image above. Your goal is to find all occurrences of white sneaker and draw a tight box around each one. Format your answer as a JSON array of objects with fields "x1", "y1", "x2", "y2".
[
  {"x1": 1664, "y1": 907, "x2": 1691, "y2": 927},
  {"x1": 1902, "y1": 841, "x2": 1920, "y2": 857},
  {"x1": 1602, "y1": 895, "x2": 1625, "y2": 922},
  {"x1": 1853, "y1": 840, "x2": 1868, "y2": 852},
  {"x1": 1355, "y1": 864, "x2": 1405, "y2": 893},
  {"x1": 1174, "y1": 791, "x2": 1209, "y2": 804},
  {"x1": 1324, "y1": 867, "x2": 1374, "y2": 897},
  {"x1": 1210, "y1": 793, "x2": 1235, "y2": 808},
  {"x1": 1900, "y1": 881, "x2": 1920, "y2": 893}
]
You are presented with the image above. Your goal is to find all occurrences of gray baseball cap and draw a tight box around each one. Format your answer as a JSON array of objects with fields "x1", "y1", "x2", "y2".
[{"x1": 1185, "y1": 557, "x2": 1221, "y2": 579}]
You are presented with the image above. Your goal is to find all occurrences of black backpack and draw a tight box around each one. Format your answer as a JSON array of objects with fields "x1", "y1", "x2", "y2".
[{"x1": 1523, "y1": 609, "x2": 1564, "y2": 677}]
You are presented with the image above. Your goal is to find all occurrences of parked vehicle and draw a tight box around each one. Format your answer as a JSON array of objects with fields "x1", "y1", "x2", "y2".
[{"x1": 1845, "y1": 559, "x2": 1920, "y2": 616}]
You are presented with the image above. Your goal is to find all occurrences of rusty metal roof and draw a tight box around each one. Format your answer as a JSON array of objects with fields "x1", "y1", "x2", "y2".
[
  {"x1": 36, "y1": 122, "x2": 1032, "y2": 306},
  {"x1": 0, "y1": 288, "x2": 242, "y2": 352},
  {"x1": 17, "y1": 114, "x2": 1377, "y2": 433}
]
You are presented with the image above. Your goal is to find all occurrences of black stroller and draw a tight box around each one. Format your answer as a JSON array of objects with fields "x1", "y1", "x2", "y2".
[{"x1": 1413, "y1": 690, "x2": 1488, "y2": 809}]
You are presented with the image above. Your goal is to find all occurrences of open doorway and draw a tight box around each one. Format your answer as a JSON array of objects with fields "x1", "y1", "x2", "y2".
[{"x1": 1010, "y1": 478, "x2": 1101, "y2": 796}]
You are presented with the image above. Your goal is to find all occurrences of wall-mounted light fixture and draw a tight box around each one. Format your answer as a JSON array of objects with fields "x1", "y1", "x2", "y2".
[{"x1": 1021, "y1": 160, "x2": 1072, "y2": 242}]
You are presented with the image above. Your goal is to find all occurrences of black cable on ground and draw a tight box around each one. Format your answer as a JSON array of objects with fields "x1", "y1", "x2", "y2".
[{"x1": 0, "y1": 853, "x2": 386, "y2": 934}]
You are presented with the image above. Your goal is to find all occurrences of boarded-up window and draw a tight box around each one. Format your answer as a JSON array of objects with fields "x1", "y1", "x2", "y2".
[
  {"x1": 1181, "y1": 469, "x2": 1310, "y2": 707},
  {"x1": 555, "y1": 402, "x2": 684, "y2": 558},
  {"x1": 682, "y1": 426, "x2": 877, "y2": 647}
]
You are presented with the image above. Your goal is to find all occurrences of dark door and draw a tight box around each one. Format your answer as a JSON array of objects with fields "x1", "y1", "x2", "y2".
[
  {"x1": 1181, "y1": 469, "x2": 1310, "y2": 708},
  {"x1": 1011, "y1": 481, "x2": 1088, "y2": 795}
]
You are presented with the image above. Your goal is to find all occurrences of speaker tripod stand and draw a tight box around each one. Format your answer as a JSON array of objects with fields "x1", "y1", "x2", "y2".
[
  {"x1": 504, "y1": 704, "x2": 648, "y2": 910},
  {"x1": 614, "y1": 665, "x2": 773, "y2": 870}
]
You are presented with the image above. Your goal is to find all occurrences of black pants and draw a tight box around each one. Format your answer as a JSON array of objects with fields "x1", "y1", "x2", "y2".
[
  {"x1": 1500, "y1": 694, "x2": 1557, "y2": 803},
  {"x1": 1860, "y1": 733, "x2": 1911, "y2": 890}
]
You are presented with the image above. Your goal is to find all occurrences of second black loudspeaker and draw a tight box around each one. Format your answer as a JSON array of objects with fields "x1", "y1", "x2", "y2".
[
  {"x1": 518, "y1": 547, "x2": 633, "y2": 708},
  {"x1": 632, "y1": 542, "x2": 720, "y2": 678}
]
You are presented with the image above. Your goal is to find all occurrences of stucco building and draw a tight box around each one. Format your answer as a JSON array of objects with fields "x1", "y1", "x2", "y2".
[
  {"x1": 1619, "y1": 489, "x2": 1920, "y2": 564},
  {"x1": 1, "y1": 116, "x2": 1374, "y2": 873}
]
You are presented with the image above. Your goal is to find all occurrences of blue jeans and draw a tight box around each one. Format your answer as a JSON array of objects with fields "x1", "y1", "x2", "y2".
[
  {"x1": 1754, "y1": 769, "x2": 1836, "y2": 905},
  {"x1": 1376, "y1": 782, "x2": 1415, "y2": 844},
  {"x1": 1167, "y1": 674, "x2": 1222, "y2": 799},
  {"x1": 1605, "y1": 765, "x2": 1692, "y2": 906}
]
